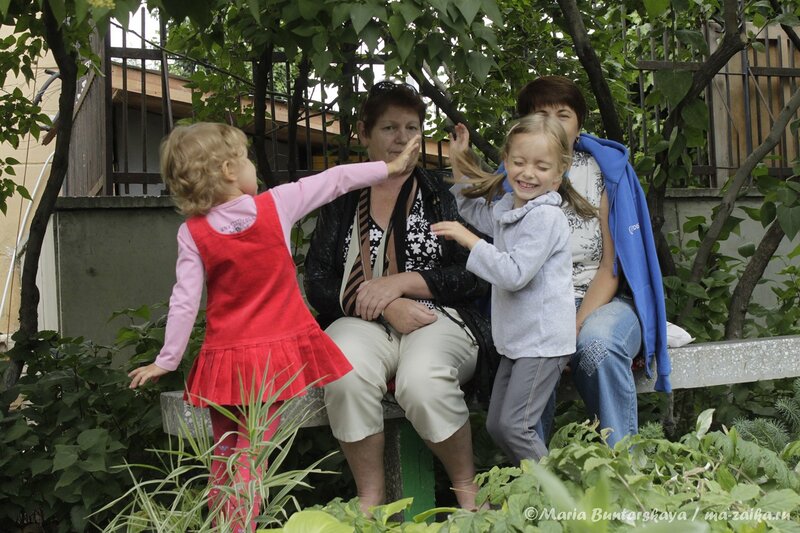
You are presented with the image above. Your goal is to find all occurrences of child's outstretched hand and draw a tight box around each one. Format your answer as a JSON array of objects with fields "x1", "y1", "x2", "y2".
[
  {"x1": 386, "y1": 135, "x2": 421, "y2": 178},
  {"x1": 128, "y1": 362, "x2": 169, "y2": 389},
  {"x1": 448, "y1": 123, "x2": 470, "y2": 182},
  {"x1": 431, "y1": 221, "x2": 481, "y2": 250},
  {"x1": 449, "y1": 123, "x2": 470, "y2": 155}
]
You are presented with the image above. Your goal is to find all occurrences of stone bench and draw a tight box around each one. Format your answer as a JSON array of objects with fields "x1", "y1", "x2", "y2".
[{"x1": 160, "y1": 334, "x2": 800, "y2": 516}]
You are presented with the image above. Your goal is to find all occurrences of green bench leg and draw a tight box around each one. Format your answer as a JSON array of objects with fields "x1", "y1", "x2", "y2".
[{"x1": 383, "y1": 418, "x2": 436, "y2": 520}]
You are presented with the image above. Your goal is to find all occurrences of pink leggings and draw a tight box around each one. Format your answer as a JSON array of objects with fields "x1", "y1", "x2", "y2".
[{"x1": 208, "y1": 404, "x2": 281, "y2": 532}]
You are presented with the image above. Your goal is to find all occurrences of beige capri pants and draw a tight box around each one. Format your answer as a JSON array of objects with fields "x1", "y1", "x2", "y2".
[{"x1": 323, "y1": 307, "x2": 479, "y2": 444}]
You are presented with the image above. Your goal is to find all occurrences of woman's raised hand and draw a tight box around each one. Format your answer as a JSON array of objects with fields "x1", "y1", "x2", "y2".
[{"x1": 386, "y1": 135, "x2": 421, "y2": 178}]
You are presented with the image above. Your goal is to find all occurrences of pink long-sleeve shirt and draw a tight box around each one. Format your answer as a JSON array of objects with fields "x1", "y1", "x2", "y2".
[{"x1": 154, "y1": 161, "x2": 388, "y2": 371}]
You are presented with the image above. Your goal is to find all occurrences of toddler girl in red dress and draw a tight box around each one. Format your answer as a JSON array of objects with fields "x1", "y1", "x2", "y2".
[{"x1": 128, "y1": 122, "x2": 419, "y2": 531}]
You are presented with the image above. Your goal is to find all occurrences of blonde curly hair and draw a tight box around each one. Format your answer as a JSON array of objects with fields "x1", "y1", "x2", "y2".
[{"x1": 159, "y1": 122, "x2": 248, "y2": 216}]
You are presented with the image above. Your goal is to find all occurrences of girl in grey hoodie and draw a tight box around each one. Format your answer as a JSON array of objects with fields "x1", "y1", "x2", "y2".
[{"x1": 432, "y1": 116, "x2": 595, "y2": 462}]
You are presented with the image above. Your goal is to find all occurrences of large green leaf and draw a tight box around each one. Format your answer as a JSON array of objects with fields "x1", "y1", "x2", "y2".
[
  {"x1": 394, "y1": 2, "x2": 422, "y2": 25},
  {"x1": 777, "y1": 205, "x2": 800, "y2": 240},
  {"x1": 297, "y1": 0, "x2": 321, "y2": 20},
  {"x1": 280, "y1": 509, "x2": 353, "y2": 532},
  {"x1": 643, "y1": 0, "x2": 670, "y2": 18},
  {"x1": 466, "y1": 50, "x2": 492, "y2": 83},
  {"x1": 654, "y1": 69, "x2": 692, "y2": 107},
  {"x1": 455, "y1": 0, "x2": 481, "y2": 25},
  {"x1": 351, "y1": 4, "x2": 385, "y2": 35},
  {"x1": 481, "y1": 0, "x2": 503, "y2": 24},
  {"x1": 52, "y1": 444, "x2": 79, "y2": 472},
  {"x1": 756, "y1": 488, "x2": 800, "y2": 513}
]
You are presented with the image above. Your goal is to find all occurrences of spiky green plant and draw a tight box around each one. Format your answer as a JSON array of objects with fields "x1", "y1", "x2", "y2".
[{"x1": 95, "y1": 369, "x2": 335, "y2": 531}]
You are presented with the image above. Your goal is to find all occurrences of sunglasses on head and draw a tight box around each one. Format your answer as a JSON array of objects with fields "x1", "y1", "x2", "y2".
[{"x1": 368, "y1": 80, "x2": 420, "y2": 97}]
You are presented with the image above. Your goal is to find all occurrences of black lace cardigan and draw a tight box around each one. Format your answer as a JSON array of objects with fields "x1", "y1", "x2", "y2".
[{"x1": 303, "y1": 166, "x2": 498, "y2": 405}]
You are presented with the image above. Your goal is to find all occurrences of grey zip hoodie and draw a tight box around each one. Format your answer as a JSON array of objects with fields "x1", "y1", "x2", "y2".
[{"x1": 453, "y1": 185, "x2": 576, "y2": 358}]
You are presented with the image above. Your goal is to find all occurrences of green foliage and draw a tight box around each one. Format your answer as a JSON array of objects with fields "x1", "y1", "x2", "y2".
[
  {"x1": 735, "y1": 378, "x2": 800, "y2": 454},
  {"x1": 0, "y1": 329, "x2": 171, "y2": 532},
  {"x1": 280, "y1": 413, "x2": 800, "y2": 531}
]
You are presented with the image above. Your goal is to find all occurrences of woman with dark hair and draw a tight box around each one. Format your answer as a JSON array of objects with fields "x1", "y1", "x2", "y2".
[
  {"x1": 513, "y1": 76, "x2": 671, "y2": 446},
  {"x1": 304, "y1": 81, "x2": 494, "y2": 512}
]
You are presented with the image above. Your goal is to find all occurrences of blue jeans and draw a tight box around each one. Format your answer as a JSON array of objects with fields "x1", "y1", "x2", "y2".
[{"x1": 539, "y1": 296, "x2": 642, "y2": 447}]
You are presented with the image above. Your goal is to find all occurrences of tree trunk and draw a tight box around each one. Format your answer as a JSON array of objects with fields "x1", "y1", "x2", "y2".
[
  {"x1": 556, "y1": 0, "x2": 625, "y2": 143},
  {"x1": 253, "y1": 44, "x2": 276, "y2": 190},
  {"x1": 725, "y1": 221, "x2": 785, "y2": 339},
  {"x1": 2, "y1": 1, "x2": 78, "y2": 395},
  {"x1": 337, "y1": 44, "x2": 357, "y2": 166},
  {"x1": 287, "y1": 55, "x2": 311, "y2": 183},
  {"x1": 678, "y1": 86, "x2": 800, "y2": 320}
]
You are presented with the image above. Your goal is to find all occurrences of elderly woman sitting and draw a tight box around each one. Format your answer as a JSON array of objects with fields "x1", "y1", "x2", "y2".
[{"x1": 304, "y1": 81, "x2": 493, "y2": 512}]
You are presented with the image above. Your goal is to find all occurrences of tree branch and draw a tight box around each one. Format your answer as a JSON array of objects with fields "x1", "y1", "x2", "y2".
[
  {"x1": 287, "y1": 55, "x2": 311, "y2": 183},
  {"x1": 556, "y1": 0, "x2": 625, "y2": 142},
  {"x1": 725, "y1": 220, "x2": 785, "y2": 339},
  {"x1": 650, "y1": 0, "x2": 746, "y2": 306},
  {"x1": 409, "y1": 70, "x2": 500, "y2": 165},
  {"x1": 768, "y1": 0, "x2": 800, "y2": 51},
  {"x1": 678, "y1": 85, "x2": 800, "y2": 320},
  {"x1": 253, "y1": 43, "x2": 275, "y2": 190}
]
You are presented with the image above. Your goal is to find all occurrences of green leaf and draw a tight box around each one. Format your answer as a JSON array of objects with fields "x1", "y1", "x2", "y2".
[
  {"x1": 777, "y1": 186, "x2": 798, "y2": 206},
  {"x1": 247, "y1": 0, "x2": 261, "y2": 24},
  {"x1": 667, "y1": 130, "x2": 686, "y2": 165},
  {"x1": 695, "y1": 408, "x2": 714, "y2": 437},
  {"x1": 466, "y1": 50, "x2": 492, "y2": 83},
  {"x1": 297, "y1": 0, "x2": 321, "y2": 19},
  {"x1": 455, "y1": 0, "x2": 481, "y2": 25},
  {"x1": 428, "y1": 0, "x2": 450, "y2": 14},
  {"x1": 48, "y1": 0, "x2": 67, "y2": 26},
  {"x1": 282, "y1": 509, "x2": 352, "y2": 532},
  {"x1": 675, "y1": 29, "x2": 709, "y2": 55},
  {"x1": 654, "y1": 69, "x2": 692, "y2": 107},
  {"x1": 54, "y1": 466, "x2": 83, "y2": 491},
  {"x1": 77, "y1": 428, "x2": 108, "y2": 451},
  {"x1": 311, "y1": 50, "x2": 333, "y2": 77},
  {"x1": 29, "y1": 457, "x2": 52, "y2": 477},
  {"x1": 643, "y1": 0, "x2": 670, "y2": 19},
  {"x1": 481, "y1": 0, "x2": 503, "y2": 24},
  {"x1": 716, "y1": 465, "x2": 737, "y2": 491},
  {"x1": 681, "y1": 99, "x2": 708, "y2": 131},
  {"x1": 777, "y1": 205, "x2": 800, "y2": 240},
  {"x1": 730, "y1": 483, "x2": 761, "y2": 502},
  {"x1": 394, "y1": 2, "x2": 422, "y2": 25},
  {"x1": 52, "y1": 445, "x2": 79, "y2": 472},
  {"x1": 1, "y1": 420, "x2": 29, "y2": 443},
  {"x1": 331, "y1": 3, "x2": 351, "y2": 26},
  {"x1": 0, "y1": 0, "x2": 11, "y2": 19},
  {"x1": 756, "y1": 488, "x2": 800, "y2": 513},
  {"x1": 388, "y1": 14, "x2": 405, "y2": 43},
  {"x1": 350, "y1": 4, "x2": 385, "y2": 34},
  {"x1": 79, "y1": 454, "x2": 107, "y2": 473},
  {"x1": 395, "y1": 33, "x2": 414, "y2": 63},
  {"x1": 761, "y1": 201, "x2": 777, "y2": 226},
  {"x1": 737, "y1": 243, "x2": 755, "y2": 258}
]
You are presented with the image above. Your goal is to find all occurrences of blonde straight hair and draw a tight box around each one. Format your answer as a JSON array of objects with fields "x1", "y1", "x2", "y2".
[{"x1": 453, "y1": 115, "x2": 597, "y2": 219}]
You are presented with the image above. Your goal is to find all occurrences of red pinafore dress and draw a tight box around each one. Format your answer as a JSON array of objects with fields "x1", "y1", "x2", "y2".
[{"x1": 183, "y1": 193, "x2": 352, "y2": 407}]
